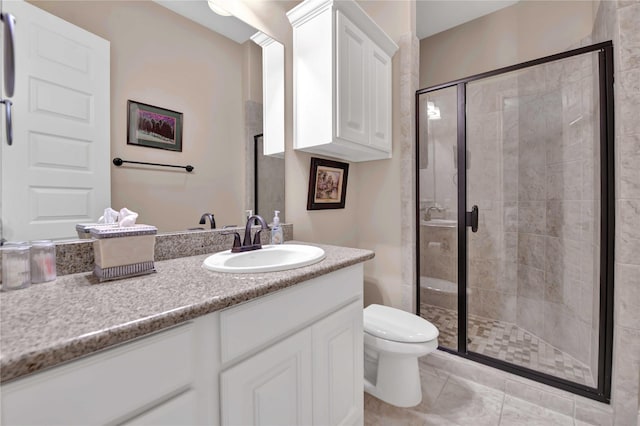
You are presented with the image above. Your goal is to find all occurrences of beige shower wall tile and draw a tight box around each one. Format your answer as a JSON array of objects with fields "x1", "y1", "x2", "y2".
[
  {"x1": 546, "y1": 200, "x2": 582, "y2": 240},
  {"x1": 504, "y1": 203, "x2": 518, "y2": 232},
  {"x1": 518, "y1": 264, "x2": 545, "y2": 301},
  {"x1": 516, "y1": 296, "x2": 545, "y2": 338},
  {"x1": 468, "y1": 258, "x2": 500, "y2": 291},
  {"x1": 479, "y1": 289, "x2": 516, "y2": 323},
  {"x1": 517, "y1": 233, "x2": 545, "y2": 269},
  {"x1": 618, "y1": 70, "x2": 640, "y2": 136},
  {"x1": 468, "y1": 226, "x2": 501, "y2": 260},
  {"x1": 545, "y1": 236, "x2": 582, "y2": 299},
  {"x1": 423, "y1": 254, "x2": 455, "y2": 282},
  {"x1": 619, "y1": 3, "x2": 640, "y2": 52},
  {"x1": 617, "y1": 199, "x2": 640, "y2": 266},
  {"x1": 547, "y1": 138, "x2": 585, "y2": 167},
  {"x1": 619, "y1": 134, "x2": 640, "y2": 199},
  {"x1": 518, "y1": 201, "x2": 546, "y2": 235},
  {"x1": 583, "y1": 158, "x2": 598, "y2": 208},
  {"x1": 612, "y1": 326, "x2": 640, "y2": 425},
  {"x1": 547, "y1": 160, "x2": 583, "y2": 201},
  {"x1": 543, "y1": 302, "x2": 592, "y2": 365},
  {"x1": 615, "y1": 263, "x2": 640, "y2": 329},
  {"x1": 518, "y1": 165, "x2": 547, "y2": 202},
  {"x1": 517, "y1": 65, "x2": 548, "y2": 97},
  {"x1": 620, "y1": 44, "x2": 640, "y2": 72}
]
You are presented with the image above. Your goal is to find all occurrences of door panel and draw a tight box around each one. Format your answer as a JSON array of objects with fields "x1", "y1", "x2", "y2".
[
  {"x1": 220, "y1": 329, "x2": 313, "y2": 426},
  {"x1": 336, "y1": 11, "x2": 368, "y2": 146},
  {"x1": 465, "y1": 52, "x2": 601, "y2": 388},
  {"x1": 417, "y1": 85, "x2": 459, "y2": 351},
  {"x1": 1, "y1": 0, "x2": 110, "y2": 241}
]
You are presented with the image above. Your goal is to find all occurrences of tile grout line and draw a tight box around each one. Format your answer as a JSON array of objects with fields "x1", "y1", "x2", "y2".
[{"x1": 497, "y1": 388, "x2": 507, "y2": 426}]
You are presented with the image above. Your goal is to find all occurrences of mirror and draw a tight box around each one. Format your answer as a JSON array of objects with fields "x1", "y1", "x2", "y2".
[{"x1": 0, "y1": 0, "x2": 284, "y2": 241}]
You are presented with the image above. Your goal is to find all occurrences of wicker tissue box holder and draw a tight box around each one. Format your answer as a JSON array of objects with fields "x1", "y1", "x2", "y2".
[{"x1": 90, "y1": 224, "x2": 157, "y2": 282}]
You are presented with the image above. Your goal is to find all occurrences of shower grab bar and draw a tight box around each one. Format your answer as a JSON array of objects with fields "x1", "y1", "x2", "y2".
[
  {"x1": 112, "y1": 157, "x2": 194, "y2": 172},
  {"x1": 466, "y1": 205, "x2": 479, "y2": 233}
]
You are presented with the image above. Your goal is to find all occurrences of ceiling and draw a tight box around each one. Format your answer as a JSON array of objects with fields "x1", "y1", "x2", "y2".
[
  {"x1": 416, "y1": 0, "x2": 519, "y2": 39},
  {"x1": 154, "y1": 0, "x2": 520, "y2": 44},
  {"x1": 152, "y1": 0, "x2": 257, "y2": 44}
]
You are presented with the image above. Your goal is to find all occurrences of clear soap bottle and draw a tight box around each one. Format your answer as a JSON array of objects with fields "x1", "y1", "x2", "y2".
[{"x1": 270, "y1": 210, "x2": 283, "y2": 245}]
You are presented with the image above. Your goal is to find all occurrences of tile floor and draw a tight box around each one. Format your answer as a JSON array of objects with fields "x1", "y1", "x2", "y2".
[
  {"x1": 421, "y1": 304, "x2": 595, "y2": 387},
  {"x1": 364, "y1": 359, "x2": 578, "y2": 426}
]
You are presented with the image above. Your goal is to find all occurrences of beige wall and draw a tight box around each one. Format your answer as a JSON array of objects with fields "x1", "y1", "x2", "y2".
[
  {"x1": 419, "y1": 1, "x2": 595, "y2": 88},
  {"x1": 221, "y1": 0, "x2": 415, "y2": 308},
  {"x1": 243, "y1": 41, "x2": 263, "y2": 104},
  {"x1": 30, "y1": 0, "x2": 249, "y2": 232}
]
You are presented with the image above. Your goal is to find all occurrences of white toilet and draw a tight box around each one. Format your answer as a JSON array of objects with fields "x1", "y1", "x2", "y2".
[{"x1": 363, "y1": 304, "x2": 439, "y2": 407}]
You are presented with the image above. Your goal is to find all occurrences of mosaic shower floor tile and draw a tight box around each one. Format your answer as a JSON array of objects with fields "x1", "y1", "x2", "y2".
[{"x1": 420, "y1": 303, "x2": 595, "y2": 387}]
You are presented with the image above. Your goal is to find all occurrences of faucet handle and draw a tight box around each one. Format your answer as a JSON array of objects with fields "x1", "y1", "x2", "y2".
[
  {"x1": 252, "y1": 229, "x2": 265, "y2": 246},
  {"x1": 221, "y1": 231, "x2": 241, "y2": 249}
]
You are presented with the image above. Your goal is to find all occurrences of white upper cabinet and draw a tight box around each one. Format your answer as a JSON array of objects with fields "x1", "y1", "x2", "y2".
[
  {"x1": 250, "y1": 32, "x2": 285, "y2": 158},
  {"x1": 287, "y1": 0, "x2": 398, "y2": 162}
]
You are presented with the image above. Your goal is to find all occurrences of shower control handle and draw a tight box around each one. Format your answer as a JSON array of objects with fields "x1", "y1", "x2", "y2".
[{"x1": 466, "y1": 205, "x2": 479, "y2": 233}]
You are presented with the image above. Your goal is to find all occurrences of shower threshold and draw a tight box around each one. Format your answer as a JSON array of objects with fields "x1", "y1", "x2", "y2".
[{"x1": 421, "y1": 303, "x2": 595, "y2": 388}]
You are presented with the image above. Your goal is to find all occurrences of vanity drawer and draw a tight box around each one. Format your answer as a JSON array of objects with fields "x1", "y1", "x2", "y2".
[
  {"x1": 220, "y1": 264, "x2": 362, "y2": 364},
  {"x1": 2, "y1": 323, "x2": 195, "y2": 425}
]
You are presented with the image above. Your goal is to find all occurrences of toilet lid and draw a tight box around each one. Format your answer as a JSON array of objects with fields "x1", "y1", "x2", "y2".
[{"x1": 363, "y1": 304, "x2": 439, "y2": 343}]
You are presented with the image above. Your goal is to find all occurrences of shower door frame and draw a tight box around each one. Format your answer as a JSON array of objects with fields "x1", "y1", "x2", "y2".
[{"x1": 415, "y1": 41, "x2": 615, "y2": 402}]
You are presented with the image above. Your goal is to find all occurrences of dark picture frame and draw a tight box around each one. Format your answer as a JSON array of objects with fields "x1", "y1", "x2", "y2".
[
  {"x1": 127, "y1": 100, "x2": 183, "y2": 152},
  {"x1": 307, "y1": 157, "x2": 349, "y2": 210}
]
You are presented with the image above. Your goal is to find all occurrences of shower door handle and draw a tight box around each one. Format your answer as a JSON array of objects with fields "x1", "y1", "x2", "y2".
[{"x1": 466, "y1": 205, "x2": 479, "y2": 232}]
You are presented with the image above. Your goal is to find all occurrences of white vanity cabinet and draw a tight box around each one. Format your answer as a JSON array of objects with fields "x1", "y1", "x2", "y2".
[
  {"x1": 1, "y1": 264, "x2": 364, "y2": 426},
  {"x1": 287, "y1": 0, "x2": 398, "y2": 162},
  {"x1": 219, "y1": 265, "x2": 364, "y2": 425},
  {"x1": 0, "y1": 323, "x2": 210, "y2": 425}
]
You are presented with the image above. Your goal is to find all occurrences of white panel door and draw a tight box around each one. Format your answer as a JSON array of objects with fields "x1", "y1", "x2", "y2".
[
  {"x1": 312, "y1": 300, "x2": 363, "y2": 426},
  {"x1": 1, "y1": 0, "x2": 110, "y2": 241},
  {"x1": 369, "y1": 43, "x2": 392, "y2": 152},
  {"x1": 220, "y1": 329, "x2": 313, "y2": 426},
  {"x1": 336, "y1": 11, "x2": 369, "y2": 146}
]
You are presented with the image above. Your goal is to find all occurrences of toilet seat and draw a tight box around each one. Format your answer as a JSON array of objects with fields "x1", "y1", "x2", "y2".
[{"x1": 364, "y1": 304, "x2": 438, "y2": 343}]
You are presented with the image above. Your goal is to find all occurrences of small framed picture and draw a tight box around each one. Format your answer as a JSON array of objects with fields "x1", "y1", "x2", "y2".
[
  {"x1": 307, "y1": 157, "x2": 349, "y2": 210},
  {"x1": 127, "y1": 100, "x2": 183, "y2": 152}
]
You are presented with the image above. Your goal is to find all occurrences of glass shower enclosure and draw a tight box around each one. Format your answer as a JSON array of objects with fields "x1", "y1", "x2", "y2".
[{"x1": 415, "y1": 42, "x2": 614, "y2": 402}]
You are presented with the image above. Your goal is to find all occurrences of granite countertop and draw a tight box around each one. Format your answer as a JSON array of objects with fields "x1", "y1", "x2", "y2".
[{"x1": 0, "y1": 242, "x2": 374, "y2": 383}]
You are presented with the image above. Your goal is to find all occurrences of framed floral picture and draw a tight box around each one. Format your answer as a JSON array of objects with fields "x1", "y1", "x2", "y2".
[
  {"x1": 307, "y1": 157, "x2": 349, "y2": 210},
  {"x1": 127, "y1": 100, "x2": 183, "y2": 152}
]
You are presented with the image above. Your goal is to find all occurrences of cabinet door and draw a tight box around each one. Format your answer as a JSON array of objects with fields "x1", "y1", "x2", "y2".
[
  {"x1": 369, "y1": 43, "x2": 392, "y2": 152},
  {"x1": 121, "y1": 391, "x2": 198, "y2": 426},
  {"x1": 312, "y1": 300, "x2": 364, "y2": 426},
  {"x1": 220, "y1": 329, "x2": 313, "y2": 426},
  {"x1": 336, "y1": 11, "x2": 369, "y2": 146}
]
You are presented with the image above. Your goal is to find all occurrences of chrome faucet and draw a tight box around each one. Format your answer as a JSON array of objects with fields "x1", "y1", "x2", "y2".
[
  {"x1": 425, "y1": 206, "x2": 445, "y2": 221},
  {"x1": 222, "y1": 214, "x2": 269, "y2": 253},
  {"x1": 199, "y1": 213, "x2": 216, "y2": 229}
]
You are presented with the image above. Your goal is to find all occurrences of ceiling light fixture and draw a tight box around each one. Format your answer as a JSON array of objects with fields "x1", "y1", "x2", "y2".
[{"x1": 207, "y1": 0, "x2": 232, "y2": 16}]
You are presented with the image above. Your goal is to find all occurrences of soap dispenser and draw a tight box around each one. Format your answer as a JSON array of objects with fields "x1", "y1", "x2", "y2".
[{"x1": 270, "y1": 211, "x2": 283, "y2": 245}]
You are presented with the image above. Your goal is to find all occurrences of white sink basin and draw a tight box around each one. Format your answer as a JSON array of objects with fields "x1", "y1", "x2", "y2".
[
  {"x1": 420, "y1": 219, "x2": 457, "y2": 228},
  {"x1": 202, "y1": 244, "x2": 326, "y2": 273}
]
